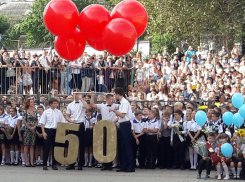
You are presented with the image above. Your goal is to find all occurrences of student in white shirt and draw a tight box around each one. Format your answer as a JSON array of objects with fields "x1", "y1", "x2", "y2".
[
  {"x1": 144, "y1": 110, "x2": 159, "y2": 169},
  {"x1": 35, "y1": 105, "x2": 44, "y2": 166},
  {"x1": 16, "y1": 111, "x2": 25, "y2": 166},
  {"x1": 39, "y1": 98, "x2": 66, "y2": 171},
  {"x1": 131, "y1": 111, "x2": 145, "y2": 169},
  {"x1": 6, "y1": 107, "x2": 19, "y2": 166},
  {"x1": 186, "y1": 112, "x2": 201, "y2": 170},
  {"x1": 169, "y1": 109, "x2": 187, "y2": 170},
  {"x1": 65, "y1": 90, "x2": 89, "y2": 170},
  {"x1": 90, "y1": 92, "x2": 119, "y2": 170},
  {"x1": 0, "y1": 107, "x2": 9, "y2": 165},
  {"x1": 109, "y1": 87, "x2": 134, "y2": 172},
  {"x1": 83, "y1": 109, "x2": 97, "y2": 167}
]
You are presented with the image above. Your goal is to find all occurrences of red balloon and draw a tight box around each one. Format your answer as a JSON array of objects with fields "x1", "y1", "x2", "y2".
[
  {"x1": 43, "y1": 0, "x2": 79, "y2": 37},
  {"x1": 79, "y1": 4, "x2": 111, "y2": 40},
  {"x1": 54, "y1": 29, "x2": 86, "y2": 61},
  {"x1": 111, "y1": 0, "x2": 148, "y2": 37},
  {"x1": 102, "y1": 18, "x2": 137, "y2": 56},
  {"x1": 86, "y1": 38, "x2": 105, "y2": 51}
]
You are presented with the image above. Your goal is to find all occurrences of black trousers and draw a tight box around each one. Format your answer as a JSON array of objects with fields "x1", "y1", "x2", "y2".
[
  {"x1": 173, "y1": 134, "x2": 185, "y2": 167},
  {"x1": 146, "y1": 135, "x2": 158, "y2": 167},
  {"x1": 70, "y1": 123, "x2": 85, "y2": 167},
  {"x1": 198, "y1": 158, "x2": 212, "y2": 175},
  {"x1": 41, "y1": 70, "x2": 50, "y2": 94},
  {"x1": 242, "y1": 160, "x2": 245, "y2": 178},
  {"x1": 70, "y1": 74, "x2": 81, "y2": 89},
  {"x1": 132, "y1": 134, "x2": 145, "y2": 167},
  {"x1": 43, "y1": 128, "x2": 57, "y2": 166},
  {"x1": 160, "y1": 136, "x2": 172, "y2": 167},
  {"x1": 118, "y1": 121, "x2": 134, "y2": 171}
]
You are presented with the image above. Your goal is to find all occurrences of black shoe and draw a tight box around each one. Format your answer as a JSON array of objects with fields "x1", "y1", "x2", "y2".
[
  {"x1": 139, "y1": 166, "x2": 145, "y2": 169},
  {"x1": 101, "y1": 167, "x2": 107, "y2": 171},
  {"x1": 180, "y1": 166, "x2": 185, "y2": 170},
  {"x1": 108, "y1": 166, "x2": 113, "y2": 171},
  {"x1": 43, "y1": 166, "x2": 48, "y2": 170},
  {"x1": 167, "y1": 166, "x2": 171, "y2": 169},
  {"x1": 172, "y1": 166, "x2": 178, "y2": 169},
  {"x1": 159, "y1": 166, "x2": 165, "y2": 169},
  {"x1": 78, "y1": 166, "x2": 83, "y2": 170},
  {"x1": 116, "y1": 169, "x2": 124, "y2": 172},
  {"x1": 135, "y1": 165, "x2": 139, "y2": 168},
  {"x1": 124, "y1": 169, "x2": 135, "y2": 172},
  {"x1": 144, "y1": 166, "x2": 150, "y2": 169},
  {"x1": 150, "y1": 166, "x2": 155, "y2": 169},
  {"x1": 25, "y1": 164, "x2": 31, "y2": 167},
  {"x1": 66, "y1": 165, "x2": 75, "y2": 170},
  {"x1": 52, "y1": 165, "x2": 58, "y2": 170},
  {"x1": 31, "y1": 164, "x2": 36, "y2": 167},
  {"x1": 14, "y1": 162, "x2": 19, "y2": 166}
]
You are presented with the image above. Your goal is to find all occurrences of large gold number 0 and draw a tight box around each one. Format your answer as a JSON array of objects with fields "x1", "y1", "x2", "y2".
[
  {"x1": 93, "y1": 120, "x2": 117, "y2": 163},
  {"x1": 54, "y1": 122, "x2": 80, "y2": 165}
]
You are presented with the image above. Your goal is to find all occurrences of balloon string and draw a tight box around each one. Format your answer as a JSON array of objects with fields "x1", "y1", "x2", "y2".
[{"x1": 65, "y1": 38, "x2": 71, "y2": 61}]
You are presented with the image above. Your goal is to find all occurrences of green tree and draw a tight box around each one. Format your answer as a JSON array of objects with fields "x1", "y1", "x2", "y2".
[
  {"x1": 0, "y1": 13, "x2": 10, "y2": 34},
  {"x1": 17, "y1": 0, "x2": 96, "y2": 47}
]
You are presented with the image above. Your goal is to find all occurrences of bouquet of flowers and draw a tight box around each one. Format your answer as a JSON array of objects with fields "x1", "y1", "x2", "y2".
[
  {"x1": 171, "y1": 123, "x2": 184, "y2": 142},
  {"x1": 193, "y1": 135, "x2": 208, "y2": 157},
  {"x1": 202, "y1": 128, "x2": 211, "y2": 136},
  {"x1": 237, "y1": 129, "x2": 245, "y2": 138},
  {"x1": 0, "y1": 126, "x2": 13, "y2": 140}
]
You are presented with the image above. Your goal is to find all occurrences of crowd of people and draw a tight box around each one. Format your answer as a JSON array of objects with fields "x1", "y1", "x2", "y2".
[
  {"x1": 0, "y1": 44, "x2": 244, "y2": 101},
  {"x1": 0, "y1": 87, "x2": 244, "y2": 180}
]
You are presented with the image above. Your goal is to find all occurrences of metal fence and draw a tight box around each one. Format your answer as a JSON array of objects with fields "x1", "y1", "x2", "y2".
[{"x1": 0, "y1": 66, "x2": 133, "y2": 95}]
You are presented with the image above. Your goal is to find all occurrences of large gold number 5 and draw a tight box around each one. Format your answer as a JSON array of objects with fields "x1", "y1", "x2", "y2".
[
  {"x1": 93, "y1": 120, "x2": 117, "y2": 163},
  {"x1": 54, "y1": 122, "x2": 80, "y2": 165}
]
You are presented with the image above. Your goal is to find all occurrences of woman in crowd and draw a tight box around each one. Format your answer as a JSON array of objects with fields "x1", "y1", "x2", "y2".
[{"x1": 23, "y1": 99, "x2": 38, "y2": 167}]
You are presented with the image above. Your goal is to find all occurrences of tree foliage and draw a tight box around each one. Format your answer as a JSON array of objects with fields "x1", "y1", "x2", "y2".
[
  {"x1": 14, "y1": 0, "x2": 96, "y2": 47},
  {"x1": 0, "y1": 13, "x2": 10, "y2": 34}
]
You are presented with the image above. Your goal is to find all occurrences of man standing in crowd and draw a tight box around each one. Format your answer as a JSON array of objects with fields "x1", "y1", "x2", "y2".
[
  {"x1": 109, "y1": 87, "x2": 134, "y2": 172},
  {"x1": 65, "y1": 90, "x2": 90, "y2": 170},
  {"x1": 39, "y1": 98, "x2": 66, "y2": 170},
  {"x1": 90, "y1": 92, "x2": 119, "y2": 171}
]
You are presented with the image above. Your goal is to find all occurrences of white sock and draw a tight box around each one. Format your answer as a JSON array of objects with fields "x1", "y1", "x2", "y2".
[
  {"x1": 89, "y1": 154, "x2": 93, "y2": 166},
  {"x1": 231, "y1": 167, "x2": 236, "y2": 176},
  {"x1": 223, "y1": 165, "x2": 229, "y2": 177},
  {"x1": 84, "y1": 154, "x2": 88, "y2": 165},
  {"x1": 217, "y1": 165, "x2": 221, "y2": 177},
  {"x1": 10, "y1": 151, "x2": 14, "y2": 163},
  {"x1": 113, "y1": 159, "x2": 118, "y2": 166},
  {"x1": 193, "y1": 150, "x2": 198, "y2": 169},
  {"x1": 15, "y1": 151, "x2": 19, "y2": 163},
  {"x1": 189, "y1": 147, "x2": 194, "y2": 168},
  {"x1": 237, "y1": 168, "x2": 242, "y2": 176},
  {"x1": 2, "y1": 156, "x2": 5, "y2": 162},
  {"x1": 21, "y1": 153, "x2": 25, "y2": 162}
]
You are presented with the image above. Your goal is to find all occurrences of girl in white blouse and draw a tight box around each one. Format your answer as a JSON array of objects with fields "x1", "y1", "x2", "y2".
[{"x1": 0, "y1": 107, "x2": 9, "y2": 165}]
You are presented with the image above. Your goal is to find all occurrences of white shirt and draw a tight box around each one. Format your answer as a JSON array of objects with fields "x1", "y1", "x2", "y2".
[
  {"x1": 39, "y1": 56, "x2": 51, "y2": 69},
  {"x1": 168, "y1": 118, "x2": 187, "y2": 141},
  {"x1": 136, "y1": 68, "x2": 144, "y2": 81},
  {"x1": 69, "y1": 61, "x2": 81, "y2": 74},
  {"x1": 37, "y1": 113, "x2": 42, "y2": 127},
  {"x1": 7, "y1": 115, "x2": 18, "y2": 128},
  {"x1": 131, "y1": 118, "x2": 145, "y2": 134},
  {"x1": 39, "y1": 108, "x2": 66, "y2": 129},
  {"x1": 66, "y1": 100, "x2": 86, "y2": 123},
  {"x1": 144, "y1": 118, "x2": 159, "y2": 135},
  {"x1": 118, "y1": 97, "x2": 132, "y2": 123},
  {"x1": 0, "y1": 113, "x2": 9, "y2": 125},
  {"x1": 187, "y1": 120, "x2": 201, "y2": 132},
  {"x1": 97, "y1": 103, "x2": 118, "y2": 121},
  {"x1": 82, "y1": 116, "x2": 97, "y2": 130}
]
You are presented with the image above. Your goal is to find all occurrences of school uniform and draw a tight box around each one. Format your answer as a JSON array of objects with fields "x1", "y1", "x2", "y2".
[
  {"x1": 198, "y1": 141, "x2": 218, "y2": 176},
  {"x1": 131, "y1": 118, "x2": 145, "y2": 168},
  {"x1": 7, "y1": 115, "x2": 19, "y2": 145},
  {"x1": 17, "y1": 114, "x2": 25, "y2": 145},
  {"x1": 66, "y1": 100, "x2": 86, "y2": 170},
  {"x1": 159, "y1": 119, "x2": 172, "y2": 168},
  {"x1": 0, "y1": 113, "x2": 9, "y2": 143},
  {"x1": 206, "y1": 121, "x2": 223, "y2": 136},
  {"x1": 39, "y1": 108, "x2": 66, "y2": 168},
  {"x1": 83, "y1": 116, "x2": 97, "y2": 147},
  {"x1": 169, "y1": 118, "x2": 187, "y2": 169},
  {"x1": 186, "y1": 120, "x2": 201, "y2": 146},
  {"x1": 36, "y1": 114, "x2": 44, "y2": 147},
  {"x1": 117, "y1": 97, "x2": 134, "y2": 172},
  {"x1": 144, "y1": 117, "x2": 159, "y2": 169}
]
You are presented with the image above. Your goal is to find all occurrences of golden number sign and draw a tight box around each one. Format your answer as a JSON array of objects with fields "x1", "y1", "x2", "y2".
[
  {"x1": 54, "y1": 122, "x2": 79, "y2": 165},
  {"x1": 93, "y1": 120, "x2": 117, "y2": 163},
  {"x1": 54, "y1": 120, "x2": 117, "y2": 165}
]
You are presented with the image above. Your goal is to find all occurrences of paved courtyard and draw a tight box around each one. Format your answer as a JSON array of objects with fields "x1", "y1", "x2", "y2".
[{"x1": 0, "y1": 166, "x2": 241, "y2": 182}]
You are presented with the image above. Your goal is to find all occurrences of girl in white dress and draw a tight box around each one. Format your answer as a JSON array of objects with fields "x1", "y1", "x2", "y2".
[{"x1": 22, "y1": 62, "x2": 33, "y2": 94}]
